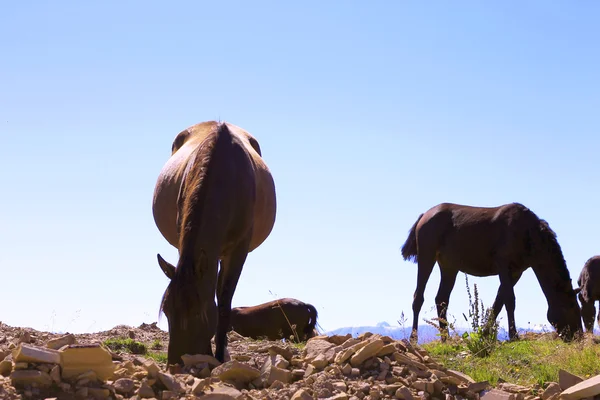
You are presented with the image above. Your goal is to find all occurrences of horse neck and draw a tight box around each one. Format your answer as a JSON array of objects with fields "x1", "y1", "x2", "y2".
[{"x1": 530, "y1": 246, "x2": 572, "y2": 307}]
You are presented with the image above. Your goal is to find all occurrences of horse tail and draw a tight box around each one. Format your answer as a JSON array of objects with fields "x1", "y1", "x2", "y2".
[
  {"x1": 173, "y1": 122, "x2": 253, "y2": 323},
  {"x1": 401, "y1": 213, "x2": 423, "y2": 263},
  {"x1": 304, "y1": 303, "x2": 318, "y2": 339}
]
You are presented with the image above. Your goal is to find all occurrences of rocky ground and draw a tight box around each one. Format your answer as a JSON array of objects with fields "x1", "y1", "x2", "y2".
[{"x1": 0, "y1": 322, "x2": 596, "y2": 400}]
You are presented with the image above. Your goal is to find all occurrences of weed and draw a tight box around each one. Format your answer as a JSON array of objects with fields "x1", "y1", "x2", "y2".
[
  {"x1": 150, "y1": 339, "x2": 163, "y2": 350},
  {"x1": 461, "y1": 274, "x2": 499, "y2": 357}
]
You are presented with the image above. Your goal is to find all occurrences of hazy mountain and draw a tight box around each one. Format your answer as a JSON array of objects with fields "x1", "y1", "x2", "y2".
[{"x1": 324, "y1": 321, "x2": 553, "y2": 344}]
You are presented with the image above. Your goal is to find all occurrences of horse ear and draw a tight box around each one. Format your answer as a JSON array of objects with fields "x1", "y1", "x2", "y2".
[{"x1": 157, "y1": 254, "x2": 176, "y2": 280}]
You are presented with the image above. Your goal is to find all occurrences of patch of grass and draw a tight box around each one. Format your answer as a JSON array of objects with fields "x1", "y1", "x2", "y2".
[
  {"x1": 424, "y1": 336, "x2": 600, "y2": 386},
  {"x1": 291, "y1": 341, "x2": 306, "y2": 350},
  {"x1": 146, "y1": 351, "x2": 168, "y2": 364},
  {"x1": 103, "y1": 338, "x2": 148, "y2": 355},
  {"x1": 150, "y1": 339, "x2": 163, "y2": 350}
]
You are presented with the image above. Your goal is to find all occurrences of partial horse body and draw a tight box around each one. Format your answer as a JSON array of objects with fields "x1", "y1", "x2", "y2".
[
  {"x1": 575, "y1": 256, "x2": 600, "y2": 332},
  {"x1": 230, "y1": 298, "x2": 319, "y2": 341},
  {"x1": 152, "y1": 121, "x2": 277, "y2": 365},
  {"x1": 401, "y1": 202, "x2": 582, "y2": 343}
]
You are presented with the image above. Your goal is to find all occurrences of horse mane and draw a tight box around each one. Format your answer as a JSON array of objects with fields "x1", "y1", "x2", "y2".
[
  {"x1": 160, "y1": 123, "x2": 230, "y2": 320},
  {"x1": 534, "y1": 217, "x2": 572, "y2": 286}
]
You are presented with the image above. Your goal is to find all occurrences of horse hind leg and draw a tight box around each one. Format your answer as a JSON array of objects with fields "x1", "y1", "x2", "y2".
[
  {"x1": 435, "y1": 267, "x2": 458, "y2": 342},
  {"x1": 215, "y1": 235, "x2": 252, "y2": 363},
  {"x1": 410, "y1": 252, "x2": 436, "y2": 343}
]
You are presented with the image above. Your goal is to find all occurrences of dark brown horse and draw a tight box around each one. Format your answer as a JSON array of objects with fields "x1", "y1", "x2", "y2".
[
  {"x1": 230, "y1": 298, "x2": 319, "y2": 341},
  {"x1": 575, "y1": 256, "x2": 600, "y2": 333},
  {"x1": 401, "y1": 202, "x2": 582, "y2": 342},
  {"x1": 152, "y1": 121, "x2": 277, "y2": 365}
]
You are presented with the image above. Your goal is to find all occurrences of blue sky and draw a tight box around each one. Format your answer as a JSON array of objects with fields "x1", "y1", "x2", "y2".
[{"x1": 1, "y1": 1, "x2": 598, "y2": 335}]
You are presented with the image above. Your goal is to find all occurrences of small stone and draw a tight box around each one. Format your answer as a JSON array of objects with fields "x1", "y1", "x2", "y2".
[
  {"x1": 560, "y1": 374, "x2": 600, "y2": 400},
  {"x1": 559, "y1": 370, "x2": 584, "y2": 391},
  {"x1": 191, "y1": 378, "x2": 209, "y2": 395},
  {"x1": 19, "y1": 332, "x2": 32, "y2": 344},
  {"x1": 378, "y1": 344, "x2": 397, "y2": 357},
  {"x1": 342, "y1": 363, "x2": 352, "y2": 375},
  {"x1": 10, "y1": 370, "x2": 53, "y2": 387},
  {"x1": 351, "y1": 339, "x2": 384, "y2": 367},
  {"x1": 312, "y1": 354, "x2": 328, "y2": 369},
  {"x1": 207, "y1": 383, "x2": 243, "y2": 398},
  {"x1": 75, "y1": 387, "x2": 88, "y2": 399},
  {"x1": 262, "y1": 365, "x2": 291, "y2": 385},
  {"x1": 396, "y1": 386, "x2": 415, "y2": 400},
  {"x1": 481, "y1": 389, "x2": 516, "y2": 400},
  {"x1": 541, "y1": 383, "x2": 561, "y2": 400},
  {"x1": 446, "y1": 370, "x2": 475, "y2": 384},
  {"x1": 46, "y1": 334, "x2": 76, "y2": 350},
  {"x1": 211, "y1": 360, "x2": 260, "y2": 384},
  {"x1": 0, "y1": 360, "x2": 12, "y2": 377},
  {"x1": 161, "y1": 390, "x2": 175, "y2": 400},
  {"x1": 292, "y1": 369, "x2": 305, "y2": 379},
  {"x1": 329, "y1": 394, "x2": 350, "y2": 400},
  {"x1": 13, "y1": 344, "x2": 61, "y2": 364},
  {"x1": 181, "y1": 353, "x2": 221, "y2": 368},
  {"x1": 270, "y1": 380, "x2": 285, "y2": 389},
  {"x1": 143, "y1": 360, "x2": 160, "y2": 377},
  {"x1": 469, "y1": 382, "x2": 490, "y2": 393},
  {"x1": 60, "y1": 344, "x2": 115, "y2": 381},
  {"x1": 137, "y1": 381, "x2": 155, "y2": 398},
  {"x1": 333, "y1": 381, "x2": 347, "y2": 391},
  {"x1": 113, "y1": 378, "x2": 136, "y2": 395},
  {"x1": 351, "y1": 368, "x2": 360, "y2": 377},
  {"x1": 88, "y1": 387, "x2": 111, "y2": 399},
  {"x1": 413, "y1": 380, "x2": 434, "y2": 394},
  {"x1": 304, "y1": 364, "x2": 315, "y2": 378},
  {"x1": 268, "y1": 345, "x2": 294, "y2": 360},
  {"x1": 158, "y1": 371, "x2": 184, "y2": 394},
  {"x1": 50, "y1": 365, "x2": 61, "y2": 383},
  {"x1": 292, "y1": 388, "x2": 313, "y2": 400}
]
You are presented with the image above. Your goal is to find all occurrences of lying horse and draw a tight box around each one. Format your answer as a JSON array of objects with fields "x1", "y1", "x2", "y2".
[
  {"x1": 575, "y1": 256, "x2": 600, "y2": 333},
  {"x1": 230, "y1": 298, "x2": 319, "y2": 341},
  {"x1": 152, "y1": 121, "x2": 277, "y2": 365},
  {"x1": 401, "y1": 202, "x2": 582, "y2": 343}
]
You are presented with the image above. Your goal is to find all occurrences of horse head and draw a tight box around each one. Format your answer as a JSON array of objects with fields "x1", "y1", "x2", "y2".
[{"x1": 157, "y1": 253, "x2": 216, "y2": 366}]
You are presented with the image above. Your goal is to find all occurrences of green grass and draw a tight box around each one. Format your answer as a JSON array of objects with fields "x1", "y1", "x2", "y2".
[
  {"x1": 103, "y1": 338, "x2": 148, "y2": 355},
  {"x1": 424, "y1": 336, "x2": 600, "y2": 387},
  {"x1": 146, "y1": 351, "x2": 168, "y2": 364}
]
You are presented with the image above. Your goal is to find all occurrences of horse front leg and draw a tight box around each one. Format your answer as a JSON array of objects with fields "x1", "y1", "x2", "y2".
[
  {"x1": 488, "y1": 270, "x2": 523, "y2": 338},
  {"x1": 215, "y1": 236, "x2": 251, "y2": 363},
  {"x1": 498, "y1": 267, "x2": 519, "y2": 340},
  {"x1": 579, "y1": 292, "x2": 596, "y2": 333}
]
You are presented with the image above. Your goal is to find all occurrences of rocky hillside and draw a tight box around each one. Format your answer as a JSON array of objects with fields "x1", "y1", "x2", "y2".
[{"x1": 0, "y1": 321, "x2": 597, "y2": 400}]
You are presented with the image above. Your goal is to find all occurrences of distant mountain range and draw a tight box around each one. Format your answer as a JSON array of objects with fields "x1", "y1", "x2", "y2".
[{"x1": 324, "y1": 321, "x2": 553, "y2": 344}]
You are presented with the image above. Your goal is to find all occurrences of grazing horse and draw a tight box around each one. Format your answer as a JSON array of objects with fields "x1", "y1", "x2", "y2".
[
  {"x1": 230, "y1": 298, "x2": 319, "y2": 341},
  {"x1": 152, "y1": 121, "x2": 276, "y2": 365},
  {"x1": 401, "y1": 202, "x2": 582, "y2": 343},
  {"x1": 575, "y1": 256, "x2": 600, "y2": 333}
]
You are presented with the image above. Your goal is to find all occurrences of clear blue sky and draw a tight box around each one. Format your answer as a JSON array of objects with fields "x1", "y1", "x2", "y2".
[{"x1": 1, "y1": 1, "x2": 598, "y2": 335}]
